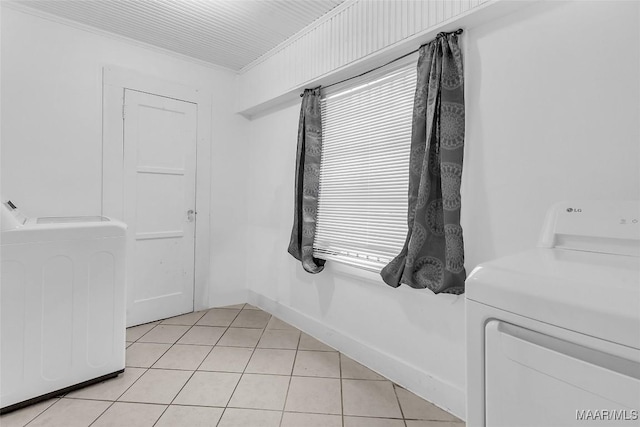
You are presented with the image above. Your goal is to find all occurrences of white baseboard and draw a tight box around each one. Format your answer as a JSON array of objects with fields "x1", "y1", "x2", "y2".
[{"x1": 247, "y1": 290, "x2": 466, "y2": 420}]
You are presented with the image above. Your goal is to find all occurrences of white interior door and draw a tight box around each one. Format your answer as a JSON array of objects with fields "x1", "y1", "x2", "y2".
[{"x1": 123, "y1": 89, "x2": 197, "y2": 327}]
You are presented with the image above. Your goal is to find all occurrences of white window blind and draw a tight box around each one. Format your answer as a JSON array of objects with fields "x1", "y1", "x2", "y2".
[{"x1": 313, "y1": 60, "x2": 416, "y2": 272}]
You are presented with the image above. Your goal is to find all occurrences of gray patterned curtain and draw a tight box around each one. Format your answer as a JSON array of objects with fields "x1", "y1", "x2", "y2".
[
  {"x1": 288, "y1": 88, "x2": 325, "y2": 273},
  {"x1": 381, "y1": 31, "x2": 466, "y2": 294}
]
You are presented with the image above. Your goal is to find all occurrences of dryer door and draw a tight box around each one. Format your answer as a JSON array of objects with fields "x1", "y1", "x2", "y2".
[{"x1": 485, "y1": 320, "x2": 640, "y2": 427}]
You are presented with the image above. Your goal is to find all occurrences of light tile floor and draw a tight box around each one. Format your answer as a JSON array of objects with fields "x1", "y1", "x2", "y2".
[{"x1": 1, "y1": 304, "x2": 465, "y2": 427}]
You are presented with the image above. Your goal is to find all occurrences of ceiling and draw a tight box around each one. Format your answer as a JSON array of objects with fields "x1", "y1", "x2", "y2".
[{"x1": 12, "y1": 0, "x2": 345, "y2": 71}]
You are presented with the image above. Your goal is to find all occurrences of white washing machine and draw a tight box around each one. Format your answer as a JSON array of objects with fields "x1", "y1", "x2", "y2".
[
  {"x1": 466, "y1": 201, "x2": 640, "y2": 427},
  {"x1": 0, "y1": 200, "x2": 127, "y2": 413}
]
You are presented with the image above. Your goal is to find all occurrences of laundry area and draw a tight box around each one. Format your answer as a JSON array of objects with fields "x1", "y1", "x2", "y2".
[{"x1": 1, "y1": 1, "x2": 639, "y2": 426}]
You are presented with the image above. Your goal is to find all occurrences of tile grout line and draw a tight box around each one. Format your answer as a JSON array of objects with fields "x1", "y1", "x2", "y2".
[
  {"x1": 215, "y1": 307, "x2": 270, "y2": 427},
  {"x1": 277, "y1": 329, "x2": 303, "y2": 427},
  {"x1": 392, "y1": 382, "x2": 409, "y2": 426},
  {"x1": 156, "y1": 307, "x2": 244, "y2": 427},
  {"x1": 84, "y1": 365, "x2": 152, "y2": 426},
  {"x1": 132, "y1": 312, "x2": 207, "y2": 427},
  {"x1": 119, "y1": 308, "x2": 234, "y2": 425},
  {"x1": 339, "y1": 352, "x2": 345, "y2": 427},
  {"x1": 127, "y1": 321, "x2": 181, "y2": 365},
  {"x1": 21, "y1": 398, "x2": 61, "y2": 427}
]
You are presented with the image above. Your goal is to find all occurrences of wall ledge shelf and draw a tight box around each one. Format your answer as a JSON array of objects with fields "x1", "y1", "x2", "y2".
[{"x1": 236, "y1": 0, "x2": 537, "y2": 119}]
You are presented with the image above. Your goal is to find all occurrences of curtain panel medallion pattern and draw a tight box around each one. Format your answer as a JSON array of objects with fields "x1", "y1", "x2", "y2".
[
  {"x1": 381, "y1": 32, "x2": 466, "y2": 294},
  {"x1": 288, "y1": 88, "x2": 326, "y2": 273}
]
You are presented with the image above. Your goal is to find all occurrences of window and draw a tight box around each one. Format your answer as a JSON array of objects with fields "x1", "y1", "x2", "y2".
[{"x1": 313, "y1": 59, "x2": 417, "y2": 272}]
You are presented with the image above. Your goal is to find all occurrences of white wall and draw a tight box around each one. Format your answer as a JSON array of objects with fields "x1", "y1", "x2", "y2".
[
  {"x1": 245, "y1": 0, "x2": 639, "y2": 418},
  {"x1": 463, "y1": 0, "x2": 640, "y2": 268},
  {"x1": 0, "y1": 6, "x2": 250, "y2": 306}
]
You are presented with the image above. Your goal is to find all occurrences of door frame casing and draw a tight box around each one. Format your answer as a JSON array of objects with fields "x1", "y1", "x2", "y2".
[{"x1": 102, "y1": 65, "x2": 212, "y2": 313}]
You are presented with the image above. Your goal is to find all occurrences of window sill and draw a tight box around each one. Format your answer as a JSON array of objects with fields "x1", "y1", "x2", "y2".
[{"x1": 325, "y1": 259, "x2": 386, "y2": 285}]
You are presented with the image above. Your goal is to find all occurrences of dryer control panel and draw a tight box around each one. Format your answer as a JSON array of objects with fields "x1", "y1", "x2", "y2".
[{"x1": 539, "y1": 200, "x2": 640, "y2": 256}]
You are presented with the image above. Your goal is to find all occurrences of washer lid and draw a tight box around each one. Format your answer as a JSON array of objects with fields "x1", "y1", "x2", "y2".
[
  {"x1": 1, "y1": 216, "x2": 126, "y2": 244},
  {"x1": 35, "y1": 216, "x2": 110, "y2": 224},
  {"x1": 466, "y1": 248, "x2": 640, "y2": 350}
]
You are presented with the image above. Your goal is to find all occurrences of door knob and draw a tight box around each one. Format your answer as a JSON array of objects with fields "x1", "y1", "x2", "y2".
[{"x1": 187, "y1": 209, "x2": 196, "y2": 222}]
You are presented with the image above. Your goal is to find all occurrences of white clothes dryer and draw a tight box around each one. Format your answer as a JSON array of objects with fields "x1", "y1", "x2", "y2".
[
  {"x1": 466, "y1": 201, "x2": 640, "y2": 427},
  {"x1": 1, "y1": 200, "x2": 127, "y2": 413}
]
